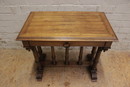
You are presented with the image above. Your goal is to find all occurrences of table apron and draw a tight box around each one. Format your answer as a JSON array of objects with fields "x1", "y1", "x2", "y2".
[{"x1": 22, "y1": 41, "x2": 112, "y2": 47}]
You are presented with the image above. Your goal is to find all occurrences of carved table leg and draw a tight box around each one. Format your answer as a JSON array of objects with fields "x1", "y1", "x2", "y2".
[
  {"x1": 88, "y1": 47, "x2": 103, "y2": 82},
  {"x1": 87, "y1": 47, "x2": 97, "y2": 62},
  {"x1": 37, "y1": 46, "x2": 46, "y2": 61},
  {"x1": 31, "y1": 46, "x2": 45, "y2": 81}
]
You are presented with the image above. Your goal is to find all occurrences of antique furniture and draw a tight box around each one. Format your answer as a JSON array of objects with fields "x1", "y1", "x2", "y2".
[{"x1": 16, "y1": 11, "x2": 118, "y2": 81}]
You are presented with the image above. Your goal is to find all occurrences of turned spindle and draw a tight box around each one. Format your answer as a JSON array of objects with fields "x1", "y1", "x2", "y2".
[
  {"x1": 64, "y1": 42, "x2": 70, "y2": 65},
  {"x1": 51, "y1": 46, "x2": 56, "y2": 65},
  {"x1": 77, "y1": 46, "x2": 83, "y2": 65}
]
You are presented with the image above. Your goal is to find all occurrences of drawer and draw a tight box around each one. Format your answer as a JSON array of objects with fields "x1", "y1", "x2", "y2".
[{"x1": 22, "y1": 41, "x2": 112, "y2": 47}]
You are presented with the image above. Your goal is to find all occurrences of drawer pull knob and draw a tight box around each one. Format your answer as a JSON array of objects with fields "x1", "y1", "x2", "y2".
[{"x1": 63, "y1": 42, "x2": 70, "y2": 47}]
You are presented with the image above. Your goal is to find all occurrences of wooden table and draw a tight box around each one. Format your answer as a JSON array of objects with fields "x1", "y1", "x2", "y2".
[{"x1": 16, "y1": 11, "x2": 118, "y2": 81}]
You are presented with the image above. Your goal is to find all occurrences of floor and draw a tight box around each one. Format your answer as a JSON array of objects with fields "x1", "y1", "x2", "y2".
[{"x1": 0, "y1": 48, "x2": 130, "y2": 87}]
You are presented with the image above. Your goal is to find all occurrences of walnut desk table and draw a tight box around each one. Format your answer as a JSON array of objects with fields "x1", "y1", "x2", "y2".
[{"x1": 16, "y1": 11, "x2": 118, "y2": 81}]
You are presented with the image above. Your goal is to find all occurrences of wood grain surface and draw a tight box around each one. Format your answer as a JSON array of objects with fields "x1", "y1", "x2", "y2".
[{"x1": 16, "y1": 11, "x2": 118, "y2": 41}]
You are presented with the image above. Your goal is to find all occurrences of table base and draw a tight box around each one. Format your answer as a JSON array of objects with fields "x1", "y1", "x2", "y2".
[{"x1": 25, "y1": 46, "x2": 110, "y2": 82}]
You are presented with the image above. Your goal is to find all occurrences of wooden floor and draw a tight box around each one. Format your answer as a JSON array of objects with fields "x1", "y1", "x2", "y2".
[{"x1": 0, "y1": 48, "x2": 130, "y2": 87}]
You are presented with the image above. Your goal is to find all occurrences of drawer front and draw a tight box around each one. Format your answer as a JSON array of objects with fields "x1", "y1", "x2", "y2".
[{"x1": 25, "y1": 41, "x2": 112, "y2": 47}]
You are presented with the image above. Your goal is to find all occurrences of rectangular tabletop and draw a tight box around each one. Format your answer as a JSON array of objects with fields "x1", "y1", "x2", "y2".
[{"x1": 16, "y1": 11, "x2": 118, "y2": 42}]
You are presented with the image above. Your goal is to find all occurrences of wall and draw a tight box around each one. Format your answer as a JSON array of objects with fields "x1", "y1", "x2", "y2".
[{"x1": 0, "y1": 0, "x2": 130, "y2": 50}]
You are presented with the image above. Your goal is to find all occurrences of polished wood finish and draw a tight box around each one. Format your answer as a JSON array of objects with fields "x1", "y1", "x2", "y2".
[
  {"x1": 51, "y1": 46, "x2": 56, "y2": 65},
  {"x1": 16, "y1": 11, "x2": 118, "y2": 81},
  {"x1": 91, "y1": 47, "x2": 97, "y2": 62},
  {"x1": 37, "y1": 46, "x2": 42, "y2": 56},
  {"x1": 92, "y1": 47, "x2": 103, "y2": 69},
  {"x1": 31, "y1": 46, "x2": 39, "y2": 63},
  {"x1": 89, "y1": 47, "x2": 103, "y2": 81},
  {"x1": 42, "y1": 60, "x2": 90, "y2": 67},
  {"x1": 31, "y1": 46, "x2": 44, "y2": 80},
  {"x1": 28, "y1": 41, "x2": 110, "y2": 47},
  {"x1": 16, "y1": 11, "x2": 118, "y2": 42},
  {"x1": 87, "y1": 47, "x2": 97, "y2": 62},
  {"x1": 77, "y1": 47, "x2": 83, "y2": 65},
  {"x1": 64, "y1": 46, "x2": 70, "y2": 65}
]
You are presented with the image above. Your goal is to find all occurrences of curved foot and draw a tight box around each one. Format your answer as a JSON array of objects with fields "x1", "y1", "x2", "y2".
[
  {"x1": 36, "y1": 67, "x2": 43, "y2": 81},
  {"x1": 88, "y1": 66, "x2": 97, "y2": 82},
  {"x1": 91, "y1": 70, "x2": 97, "y2": 82},
  {"x1": 36, "y1": 73, "x2": 43, "y2": 81},
  {"x1": 36, "y1": 53, "x2": 46, "y2": 81}
]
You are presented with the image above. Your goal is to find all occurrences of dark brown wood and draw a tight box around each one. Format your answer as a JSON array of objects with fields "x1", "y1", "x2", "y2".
[
  {"x1": 37, "y1": 46, "x2": 42, "y2": 56},
  {"x1": 31, "y1": 46, "x2": 39, "y2": 63},
  {"x1": 91, "y1": 47, "x2": 97, "y2": 61},
  {"x1": 37, "y1": 46, "x2": 46, "y2": 62},
  {"x1": 87, "y1": 47, "x2": 97, "y2": 62},
  {"x1": 41, "y1": 60, "x2": 90, "y2": 67},
  {"x1": 64, "y1": 42, "x2": 70, "y2": 65},
  {"x1": 77, "y1": 46, "x2": 83, "y2": 65},
  {"x1": 51, "y1": 46, "x2": 56, "y2": 65},
  {"x1": 65, "y1": 46, "x2": 69, "y2": 65},
  {"x1": 89, "y1": 47, "x2": 103, "y2": 81},
  {"x1": 31, "y1": 46, "x2": 44, "y2": 80},
  {"x1": 88, "y1": 66, "x2": 97, "y2": 82},
  {"x1": 92, "y1": 47, "x2": 103, "y2": 69},
  {"x1": 29, "y1": 41, "x2": 107, "y2": 47}
]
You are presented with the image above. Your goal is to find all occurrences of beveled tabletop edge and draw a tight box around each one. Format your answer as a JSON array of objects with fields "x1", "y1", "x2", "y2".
[
  {"x1": 16, "y1": 12, "x2": 32, "y2": 41},
  {"x1": 101, "y1": 12, "x2": 118, "y2": 41},
  {"x1": 16, "y1": 36, "x2": 118, "y2": 42}
]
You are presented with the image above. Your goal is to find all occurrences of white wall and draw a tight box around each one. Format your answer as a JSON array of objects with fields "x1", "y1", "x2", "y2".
[{"x1": 0, "y1": 0, "x2": 130, "y2": 50}]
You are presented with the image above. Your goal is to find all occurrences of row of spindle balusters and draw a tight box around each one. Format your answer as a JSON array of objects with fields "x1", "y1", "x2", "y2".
[{"x1": 50, "y1": 46, "x2": 86, "y2": 65}]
